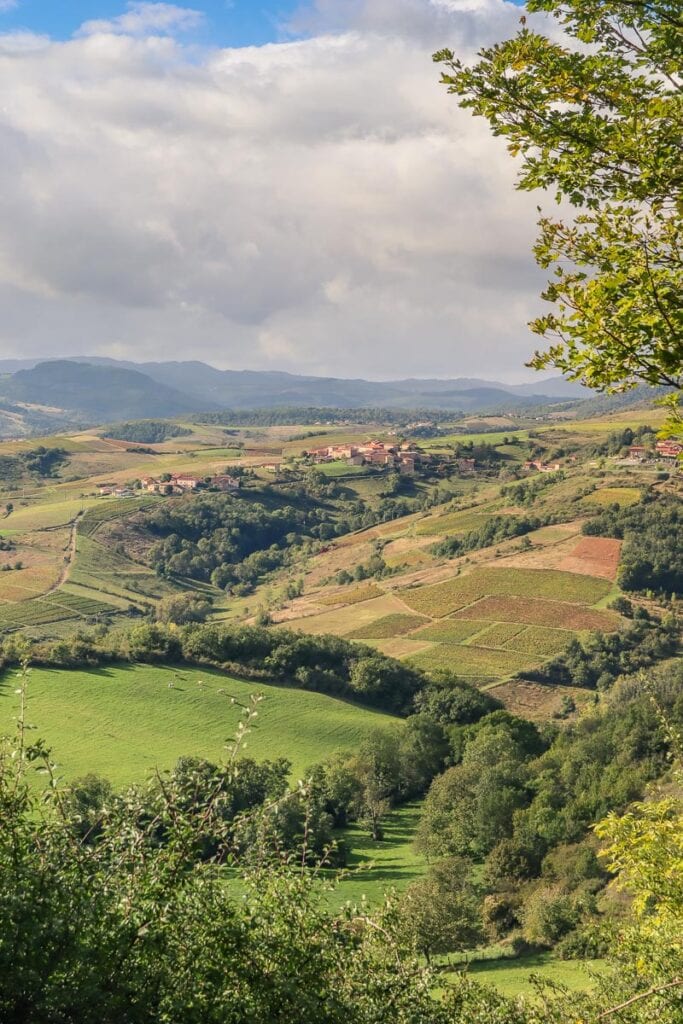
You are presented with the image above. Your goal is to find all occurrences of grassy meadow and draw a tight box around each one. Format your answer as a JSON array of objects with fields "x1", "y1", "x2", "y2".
[
  {"x1": 439, "y1": 952, "x2": 607, "y2": 999},
  {"x1": 0, "y1": 663, "x2": 398, "y2": 786}
]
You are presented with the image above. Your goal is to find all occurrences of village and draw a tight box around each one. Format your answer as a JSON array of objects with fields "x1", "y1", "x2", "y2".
[
  {"x1": 627, "y1": 439, "x2": 683, "y2": 462},
  {"x1": 303, "y1": 438, "x2": 478, "y2": 476},
  {"x1": 97, "y1": 472, "x2": 241, "y2": 498}
]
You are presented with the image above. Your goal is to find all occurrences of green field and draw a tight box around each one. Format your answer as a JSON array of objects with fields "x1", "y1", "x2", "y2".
[
  {"x1": 0, "y1": 664, "x2": 399, "y2": 786},
  {"x1": 411, "y1": 619, "x2": 486, "y2": 644},
  {"x1": 315, "y1": 461, "x2": 373, "y2": 479},
  {"x1": 422, "y1": 430, "x2": 530, "y2": 449},
  {"x1": 584, "y1": 486, "x2": 642, "y2": 507},
  {"x1": 439, "y1": 952, "x2": 607, "y2": 999},
  {"x1": 345, "y1": 613, "x2": 429, "y2": 639},
  {"x1": 414, "y1": 510, "x2": 499, "y2": 537},
  {"x1": 408, "y1": 643, "x2": 537, "y2": 680},
  {"x1": 330, "y1": 803, "x2": 426, "y2": 906}
]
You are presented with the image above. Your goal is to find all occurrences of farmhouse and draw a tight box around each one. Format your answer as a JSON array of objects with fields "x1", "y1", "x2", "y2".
[
  {"x1": 524, "y1": 460, "x2": 561, "y2": 473},
  {"x1": 172, "y1": 473, "x2": 202, "y2": 490},
  {"x1": 457, "y1": 458, "x2": 476, "y2": 473},
  {"x1": 212, "y1": 475, "x2": 240, "y2": 491},
  {"x1": 627, "y1": 445, "x2": 647, "y2": 461}
]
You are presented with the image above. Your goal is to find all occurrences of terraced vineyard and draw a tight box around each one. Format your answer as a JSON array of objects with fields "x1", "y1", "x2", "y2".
[
  {"x1": 282, "y1": 556, "x2": 620, "y2": 686},
  {"x1": 78, "y1": 496, "x2": 160, "y2": 536}
]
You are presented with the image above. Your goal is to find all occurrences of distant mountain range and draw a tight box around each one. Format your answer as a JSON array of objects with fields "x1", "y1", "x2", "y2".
[{"x1": 0, "y1": 356, "x2": 589, "y2": 428}]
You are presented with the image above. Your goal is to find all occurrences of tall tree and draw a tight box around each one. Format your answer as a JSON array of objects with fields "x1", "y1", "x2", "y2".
[{"x1": 435, "y1": 0, "x2": 682, "y2": 415}]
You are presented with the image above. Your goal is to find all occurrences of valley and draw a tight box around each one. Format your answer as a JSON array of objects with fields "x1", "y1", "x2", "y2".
[{"x1": 0, "y1": 400, "x2": 680, "y2": 1003}]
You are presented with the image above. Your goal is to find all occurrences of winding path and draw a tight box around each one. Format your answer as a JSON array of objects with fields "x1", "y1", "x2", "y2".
[{"x1": 45, "y1": 513, "x2": 82, "y2": 596}]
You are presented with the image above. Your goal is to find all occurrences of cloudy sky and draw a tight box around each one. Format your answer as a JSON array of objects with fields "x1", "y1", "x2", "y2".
[{"x1": 0, "y1": 0, "x2": 554, "y2": 382}]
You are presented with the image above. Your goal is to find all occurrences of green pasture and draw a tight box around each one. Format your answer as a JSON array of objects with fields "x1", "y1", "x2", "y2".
[
  {"x1": 439, "y1": 952, "x2": 607, "y2": 999},
  {"x1": 422, "y1": 430, "x2": 530, "y2": 449},
  {"x1": 0, "y1": 663, "x2": 398, "y2": 787},
  {"x1": 315, "y1": 461, "x2": 373, "y2": 479},
  {"x1": 583, "y1": 486, "x2": 642, "y2": 507},
  {"x1": 330, "y1": 802, "x2": 426, "y2": 906}
]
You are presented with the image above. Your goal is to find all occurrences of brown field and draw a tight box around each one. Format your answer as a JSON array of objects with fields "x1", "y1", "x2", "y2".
[
  {"x1": 280, "y1": 594, "x2": 408, "y2": 635},
  {"x1": 363, "y1": 638, "x2": 434, "y2": 659},
  {"x1": 454, "y1": 595, "x2": 620, "y2": 631},
  {"x1": 489, "y1": 680, "x2": 594, "y2": 722},
  {"x1": 557, "y1": 536, "x2": 622, "y2": 580}
]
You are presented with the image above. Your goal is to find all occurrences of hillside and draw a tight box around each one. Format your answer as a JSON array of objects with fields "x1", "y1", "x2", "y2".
[
  {"x1": 0, "y1": 663, "x2": 396, "y2": 785},
  {"x1": 0, "y1": 357, "x2": 589, "y2": 428},
  {"x1": 0, "y1": 361, "x2": 213, "y2": 423}
]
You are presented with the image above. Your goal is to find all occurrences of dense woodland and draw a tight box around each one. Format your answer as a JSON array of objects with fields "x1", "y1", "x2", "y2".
[
  {"x1": 103, "y1": 420, "x2": 193, "y2": 443},
  {"x1": 0, "y1": 446, "x2": 69, "y2": 481}
]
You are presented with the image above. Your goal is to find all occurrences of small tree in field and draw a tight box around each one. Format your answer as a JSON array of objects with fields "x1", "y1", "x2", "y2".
[{"x1": 398, "y1": 858, "x2": 484, "y2": 964}]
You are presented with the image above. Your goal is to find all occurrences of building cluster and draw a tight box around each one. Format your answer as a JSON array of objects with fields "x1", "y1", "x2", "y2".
[
  {"x1": 627, "y1": 441, "x2": 683, "y2": 462},
  {"x1": 305, "y1": 439, "x2": 429, "y2": 475},
  {"x1": 523, "y1": 459, "x2": 562, "y2": 473},
  {"x1": 98, "y1": 473, "x2": 240, "y2": 497}
]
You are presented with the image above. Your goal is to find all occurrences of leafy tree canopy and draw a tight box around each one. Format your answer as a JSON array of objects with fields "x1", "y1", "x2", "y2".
[{"x1": 436, "y1": 0, "x2": 683, "y2": 408}]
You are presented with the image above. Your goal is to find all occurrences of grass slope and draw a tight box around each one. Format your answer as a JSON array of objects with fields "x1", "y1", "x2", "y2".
[
  {"x1": 442, "y1": 952, "x2": 607, "y2": 999},
  {"x1": 0, "y1": 664, "x2": 398, "y2": 787},
  {"x1": 330, "y1": 803, "x2": 426, "y2": 907}
]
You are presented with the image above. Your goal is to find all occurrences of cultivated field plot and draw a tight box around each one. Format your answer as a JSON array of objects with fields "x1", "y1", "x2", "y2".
[
  {"x1": 398, "y1": 567, "x2": 611, "y2": 619},
  {"x1": 410, "y1": 619, "x2": 487, "y2": 644},
  {"x1": 557, "y1": 536, "x2": 622, "y2": 580},
  {"x1": 79, "y1": 496, "x2": 160, "y2": 536},
  {"x1": 0, "y1": 587, "x2": 123, "y2": 633},
  {"x1": 502, "y1": 625, "x2": 575, "y2": 656},
  {"x1": 398, "y1": 575, "x2": 493, "y2": 617},
  {"x1": 318, "y1": 584, "x2": 384, "y2": 607},
  {"x1": 414, "y1": 510, "x2": 501, "y2": 538},
  {"x1": 0, "y1": 663, "x2": 398, "y2": 785},
  {"x1": 408, "y1": 643, "x2": 537, "y2": 680},
  {"x1": 584, "y1": 486, "x2": 641, "y2": 507},
  {"x1": 472, "y1": 622, "x2": 527, "y2": 647},
  {"x1": 41, "y1": 590, "x2": 119, "y2": 617},
  {"x1": 454, "y1": 595, "x2": 619, "y2": 631},
  {"x1": 281, "y1": 594, "x2": 408, "y2": 637},
  {"x1": 345, "y1": 613, "x2": 429, "y2": 639}
]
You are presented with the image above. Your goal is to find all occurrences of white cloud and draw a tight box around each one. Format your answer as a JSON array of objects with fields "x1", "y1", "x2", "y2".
[
  {"x1": 0, "y1": 0, "x2": 19, "y2": 12},
  {"x1": 0, "y1": 0, "x2": 553, "y2": 381},
  {"x1": 78, "y1": 2, "x2": 203, "y2": 38}
]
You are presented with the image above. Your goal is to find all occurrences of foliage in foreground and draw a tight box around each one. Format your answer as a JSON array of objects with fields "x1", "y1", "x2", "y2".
[
  {"x1": 1, "y1": 666, "x2": 683, "y2": 1022},
  {"x1": 436, "y1": 0, "x2": 682, "y2": 416}
]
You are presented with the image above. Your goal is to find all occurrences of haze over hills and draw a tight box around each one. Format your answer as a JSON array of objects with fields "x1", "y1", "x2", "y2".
[{"x1": 0, "y1": 356, "x2": 589, "y2": 430}]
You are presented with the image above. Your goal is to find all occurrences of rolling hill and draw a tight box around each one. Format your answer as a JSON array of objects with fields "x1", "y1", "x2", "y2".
[{"x1": 0, "y1": 356, "x2": 589, "y2": 427}]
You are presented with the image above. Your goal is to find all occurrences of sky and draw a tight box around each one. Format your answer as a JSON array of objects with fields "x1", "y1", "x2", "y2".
[{"x1": 0, "y1": 0, "x2": 555, "y2": 382}]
